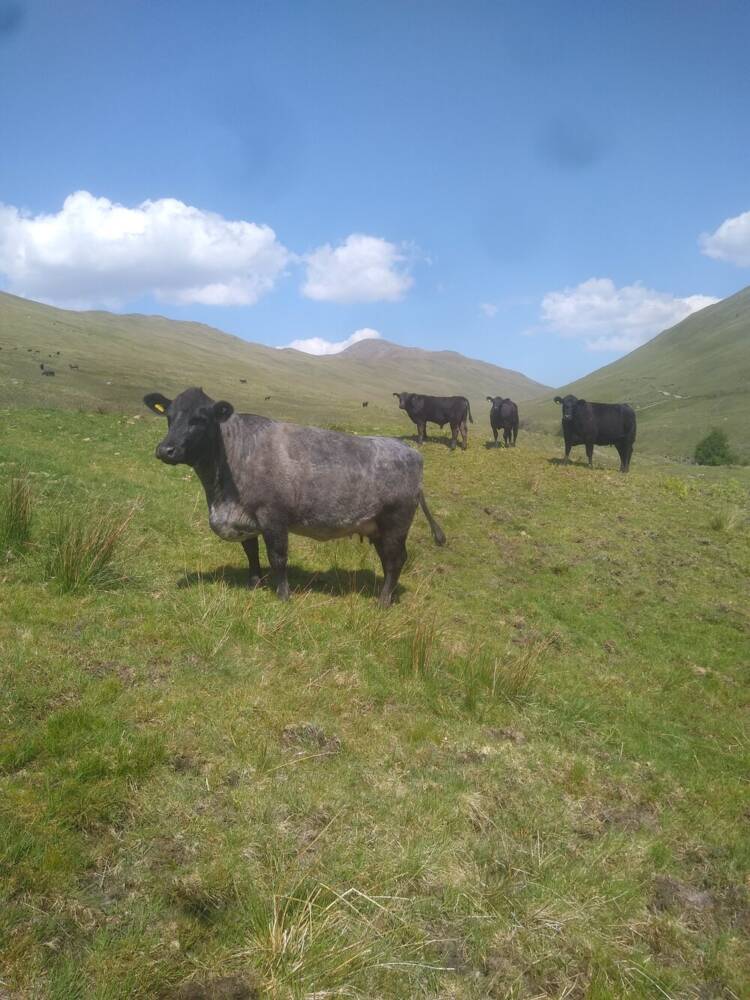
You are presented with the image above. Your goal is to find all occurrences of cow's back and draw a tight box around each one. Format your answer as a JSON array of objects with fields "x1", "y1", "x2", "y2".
[
  {"x1": 585, "y1": 402, "x2": 635, "y2": 444},
  {"x1": 222, "y1": 416, "x2": 423, "y2": 517}
]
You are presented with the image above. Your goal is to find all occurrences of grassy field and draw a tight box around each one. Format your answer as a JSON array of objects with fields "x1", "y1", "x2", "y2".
[
  {"x1": 1, "y1": 403, "x2": 749, "y2": 999},
  {"x1": 525, "y1": 287, "x2": 750, "y2": 464}
]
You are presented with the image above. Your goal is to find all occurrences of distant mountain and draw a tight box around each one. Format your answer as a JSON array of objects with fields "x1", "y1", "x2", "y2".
[
  {"x1": 0, "y1": 293, "x2": 548, "y2": 429},
  {"x1": 525, "y1": 286, "x2": 750, "y2": 461}
]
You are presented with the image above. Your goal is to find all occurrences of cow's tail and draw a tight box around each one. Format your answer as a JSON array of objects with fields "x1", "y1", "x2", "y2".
[
  {"x1": 464, "y1": 397, "x2": 474, "y2": 423},
  {"x1": 418, "y1": 490, "x2": 446, "y2": 546}
]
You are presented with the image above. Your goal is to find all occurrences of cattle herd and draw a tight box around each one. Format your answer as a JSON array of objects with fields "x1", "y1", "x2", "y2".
[{"x1": 144, "y1": 386, "x2": 637, "y2": 606}]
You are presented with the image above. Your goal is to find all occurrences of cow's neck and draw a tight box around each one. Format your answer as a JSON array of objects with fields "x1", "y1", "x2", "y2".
[{"x1": 192, "y1": 429, "x2": 239, "y2": 509}]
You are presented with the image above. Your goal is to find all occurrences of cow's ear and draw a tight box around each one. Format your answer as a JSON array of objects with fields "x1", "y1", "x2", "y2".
[
  {"x1": 578, "y1": 399, "x2": 586, "y2": 406},
  {"x1": 553, "y1": 396, "x2": 562, "y2": 404},
  {"x1": 486, "y1": 396, "x2": 493, "y2": 402},
  {"x1": 144, "y1": 393, "x2": 171, "y2": 415},
  {"x1": 213, "y1": 400, "x2": 234, "y2": 422},
  {"x1": 393, "y1": 392, "x2": 400, "y2": 398}
]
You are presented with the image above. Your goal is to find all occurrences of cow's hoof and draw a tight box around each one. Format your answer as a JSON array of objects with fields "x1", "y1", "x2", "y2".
[
  {"x1": 276, "y1": 586, "x2": 290, "y2": 601},
  {"x1": 378, "y1": 593, "x2": 393, "y2": 609},
  {"x1": 248, "y1": 575, "x2": 262, "y2": 589}
]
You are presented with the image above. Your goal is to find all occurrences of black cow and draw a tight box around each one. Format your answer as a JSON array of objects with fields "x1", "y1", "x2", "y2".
[
  {"x1": 239, "y1": 378, "x2": 247, "y2": 383},
  {"x1": 393, "y1": 392, "x2": 473, "y2": 450},
  {"x1": 144, "y1": 387, "x2": 446, "y2": 607},
  {"x1": 487, "y1": 396, "x2": 519, "y2": 447},
  {"x1": 553, "y1": 394, "x2": 636, "y2": 472},
  {"x1": 40, "y1": 363, "x2": 55, "y2": 377},
  {"x1": 362, "y1": 401, "x2": 369, "y2": 408}
]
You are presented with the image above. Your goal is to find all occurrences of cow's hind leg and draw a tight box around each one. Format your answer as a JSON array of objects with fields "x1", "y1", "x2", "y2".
[
  {"x1": 620, "y1": 438, "x2": 634, "y2": 473},
  {"x1": 460, "y1": 420, "x2": 468, "y2": 450},
  {"x1": 262, "y1": 526, "x2": 290, "y2": 600},
  {"x1": 242, "y1": 537, "x2": 262, "y2": 588},
  {"x1": 374, "y1": 532, "x2": 408, "y2": 608}
]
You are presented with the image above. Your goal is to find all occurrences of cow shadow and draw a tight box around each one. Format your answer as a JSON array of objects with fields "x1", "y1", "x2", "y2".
[
  {"x1": 395, "y1": 433, "x2": 461, "y2": 449},
  {"x1": 547, "y1": 457, "x2": 598, "y2": 468},
  {"x1": 177, "y1": 563, "x2": 396, "y2": 600},
  {"x1": 484, "y1": 440, "x2": 513, "y2": 450}
]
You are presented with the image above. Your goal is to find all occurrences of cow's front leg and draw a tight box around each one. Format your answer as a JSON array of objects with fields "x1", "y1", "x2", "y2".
[
  {"x1": 262, "y1": 526, "x2": 289, "y2": 600},
  {"x1": 585, "y1": 442, "x2": 594, "y2": 467},
  {"x1": 492, "y1": 427, "x2": 498, "y2": 446},
  {"x1": 449, "y1": 424, "x2": 458, "y2": 450},
  {"x1": 242, "y1": 537, "x2": 262, "y2": 589},
  {"x1": 417, "y1": 421, "x2": 426, "y2": 444}
]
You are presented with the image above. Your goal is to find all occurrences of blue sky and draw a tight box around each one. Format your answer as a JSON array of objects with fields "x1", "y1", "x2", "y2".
[{"x1": 1, "y1": 0, "x2": 749, "y2": 385}]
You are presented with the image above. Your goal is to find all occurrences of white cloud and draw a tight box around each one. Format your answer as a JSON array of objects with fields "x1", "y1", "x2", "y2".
[
  {"x1": 480, "y1": 301, "x2": 498, "y2": 318},
  {"x1": 301, "y1": 234, "x2": 413, "y2": 303},
  {"x1": 540, "y1": 277, "x2": 718, "y2": 352},
  {"x1": 0, "y1": 190, "x2": 291, "y2": 308},
  {"x1": 700, "y1": 209, "x2": 750, "y2": 267},
  {"x1": 280, "y1": 327, "x2": 381, "y2": 356}
]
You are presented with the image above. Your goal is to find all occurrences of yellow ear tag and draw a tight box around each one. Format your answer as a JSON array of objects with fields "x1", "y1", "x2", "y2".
[{"x1": 154, "y1": 402, "x2": 165, "y2": 413}]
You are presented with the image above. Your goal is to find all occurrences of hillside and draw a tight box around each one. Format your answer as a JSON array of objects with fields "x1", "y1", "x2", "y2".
[
  {"x1": 525, "y1": 286, "x2": 750, "y2": 461},
  {"x1": 0, "y1": 293, "x2": 548, "y2": 428}
]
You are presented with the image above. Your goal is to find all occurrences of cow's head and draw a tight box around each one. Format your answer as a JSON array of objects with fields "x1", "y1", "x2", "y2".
[
  {"x1": 486, "y1": 396, "x2": 505, "y2": 408},
  {"x1": 553, "y1": 394, "x2": 581, "y2": 422},
  {"x1": 144, "y1": 387, "x2": 234, "y2": 466},
  {"x1": 393, "y1": 392, "x2": 415, "y2": 411}
]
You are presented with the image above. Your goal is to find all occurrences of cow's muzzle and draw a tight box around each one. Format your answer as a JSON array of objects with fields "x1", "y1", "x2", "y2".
[{"x1": 156, "y1": 442, "x2": 182, "y2": 464}]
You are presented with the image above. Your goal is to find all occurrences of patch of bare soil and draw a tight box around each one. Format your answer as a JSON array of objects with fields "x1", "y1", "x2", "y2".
[
  {"x1": 650, "y1": 876, "x2": 750, "y2": 932},
  {"x1": 280, "y1": 722, "x2": 341, "y2": 756},
  {"x1": 171, "y1": 975, "x2": 260, "y2": 1000}
]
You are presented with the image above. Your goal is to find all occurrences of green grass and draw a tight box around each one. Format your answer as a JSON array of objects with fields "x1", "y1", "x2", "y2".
[
  {"x1": 525, "y1": 285, "x2": 750, "y2": 462},
  {"x1": 1, "y1": 405, "x2": 749, "y2": 998}
]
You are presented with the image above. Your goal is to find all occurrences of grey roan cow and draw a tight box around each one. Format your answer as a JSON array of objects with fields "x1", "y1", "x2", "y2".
[
  {"x1": 144, "y1": 387, "x2": 446, "y2": 606},
  {"x1": 486, "y1": 396, "x2": 519, "y2": 447},
  {"x1": 393, "y1": 392, "x2": 473, "y2": 450},
  {"x1": 553, "y1": 394, "x2": 636, "y2": 472}
]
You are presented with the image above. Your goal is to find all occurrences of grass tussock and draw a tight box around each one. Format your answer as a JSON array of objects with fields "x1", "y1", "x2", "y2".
[
  {"x1": 709, "y1": 505, "x2": 744, "y2": 532},
  {"x1": 0, "y1": 474, "x2": 33, "y2": 556},
  {"x1": 43, "y1": 505, "x2": 134, "y2": 593},
  {"x1": 399, "y1": 618, "x2": 439, "y2": 679},
  {"x1": 238, "y1": 880, "x2": 413, "y2": 997}
]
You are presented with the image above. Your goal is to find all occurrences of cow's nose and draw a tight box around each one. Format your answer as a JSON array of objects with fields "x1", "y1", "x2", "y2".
[{"x1": 156, "y1": 443, "x2": 176, "y2": 460}]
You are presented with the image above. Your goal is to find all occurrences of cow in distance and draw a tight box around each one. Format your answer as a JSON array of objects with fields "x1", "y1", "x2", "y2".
[
  {"x1": 144, "y1": 387, "x2": 446, "y2": 607},
  {"x1": 487, "y1": 396, "x2": 519, "y2": 447},
  {"x1": 393, "y1": 392, "x2": 473, "y2": 450},
  {"x1": 553, "y1": 394, "x2": 636, "y2": 472}
]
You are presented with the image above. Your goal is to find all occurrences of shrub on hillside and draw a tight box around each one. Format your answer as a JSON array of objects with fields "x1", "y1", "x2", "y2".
[{"x1": 694, "y1": 429, "x2": 736, "y2": 467}]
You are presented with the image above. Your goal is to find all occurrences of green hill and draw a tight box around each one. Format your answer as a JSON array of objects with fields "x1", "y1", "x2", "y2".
[
  {"x1": 525, "y1": 286, "x2": 750, "y2": 462},
  {"x1": 0, "y1": 292, "x2": 548, "y2": 428}
]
